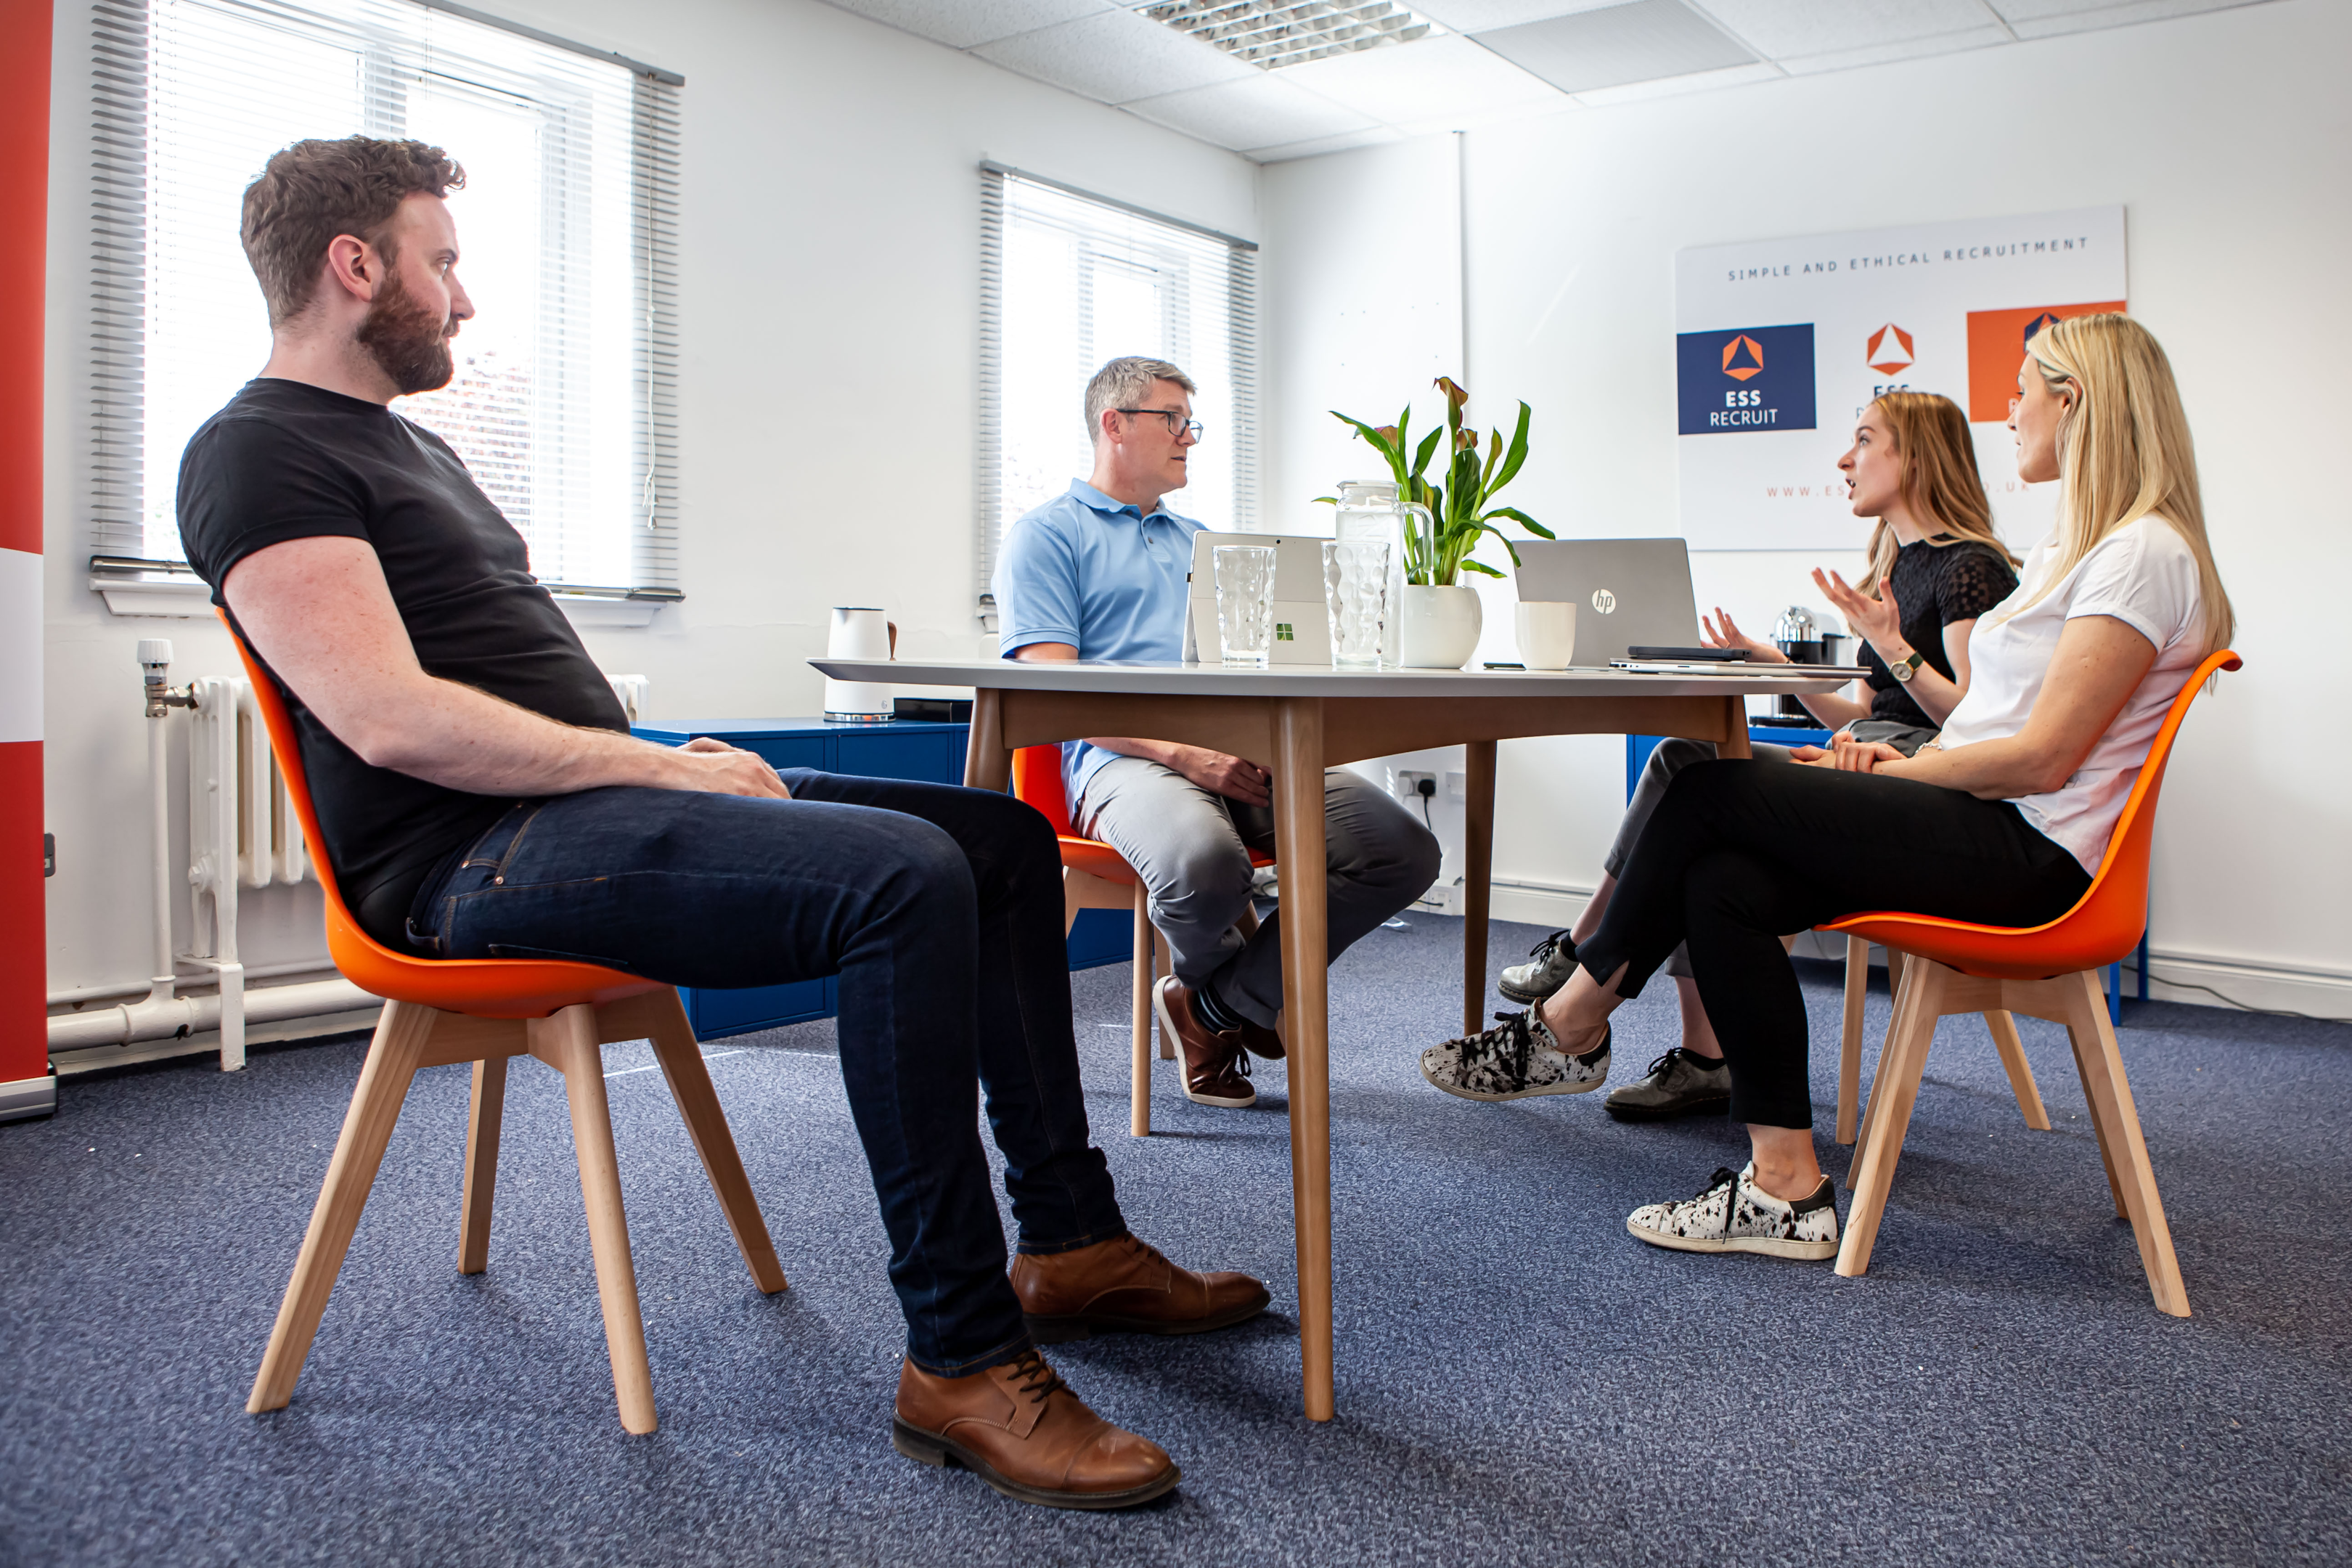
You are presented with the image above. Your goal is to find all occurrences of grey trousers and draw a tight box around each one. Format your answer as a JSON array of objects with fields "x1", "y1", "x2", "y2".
[
  {"x1": 1606, "y1": 725, "x2": 1934, "y2": 977},
  {"x1": 1077, "y1": 756, "x2": 1442, "y2": 1029}
]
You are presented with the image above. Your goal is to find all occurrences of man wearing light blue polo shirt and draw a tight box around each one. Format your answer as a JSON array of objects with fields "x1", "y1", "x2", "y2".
[{"x1": 995, "y1": 357, "x2": 1439, "y2": 1110}]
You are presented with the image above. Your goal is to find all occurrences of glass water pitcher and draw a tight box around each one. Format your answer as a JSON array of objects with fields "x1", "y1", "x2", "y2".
[{"x1": 1331, "y1": 481, "x2": 1431, "y2": 666}]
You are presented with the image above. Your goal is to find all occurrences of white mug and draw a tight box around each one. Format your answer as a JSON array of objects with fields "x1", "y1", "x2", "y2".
[{"x1": 1515, "y1": 600, "x2": 1578, "y2": 671}]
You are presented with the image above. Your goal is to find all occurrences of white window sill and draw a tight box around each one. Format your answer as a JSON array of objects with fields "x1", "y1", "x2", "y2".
[
  {"x1": 92, "y1": 576, "x2": 664, "y2": 628},
  {"x1": 91, "y1": 577, "x2": 212, "y2": 617}
]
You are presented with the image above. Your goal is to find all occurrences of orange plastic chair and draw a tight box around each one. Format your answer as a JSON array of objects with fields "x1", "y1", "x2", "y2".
[
  {"x1": 1010, "y1": 744, "x2": 1271, "y2": 1137},
  {"x1": 1821, "y1": 650, "x2": 2239, "y2": 1316},
  {"x1": 226, "y1": 616, "x2": 785, "y2": 1433}
]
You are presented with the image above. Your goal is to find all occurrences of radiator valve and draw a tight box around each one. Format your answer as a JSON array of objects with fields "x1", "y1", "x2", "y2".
[{"x1": 137, "y1": 638, "x2": 194, "y2": 719}]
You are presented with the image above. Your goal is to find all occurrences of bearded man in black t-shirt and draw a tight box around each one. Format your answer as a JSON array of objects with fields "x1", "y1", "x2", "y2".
[{"x1": 181, "y1": 136, "x2": 1264, "y2": 1508}]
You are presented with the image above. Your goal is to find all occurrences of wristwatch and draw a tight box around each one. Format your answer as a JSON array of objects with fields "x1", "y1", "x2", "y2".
[{"x1": 1888, "y1": 648, "x2": 1927, "y2": 683}]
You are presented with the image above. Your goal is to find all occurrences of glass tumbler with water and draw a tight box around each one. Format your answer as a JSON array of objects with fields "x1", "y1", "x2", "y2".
[
  {"x1": 1213, "y1": 545, "x2": 1277, "y2": 666},
  {"x1": 1323, "y1": 540, "x2": 1389, "y2": 666}
]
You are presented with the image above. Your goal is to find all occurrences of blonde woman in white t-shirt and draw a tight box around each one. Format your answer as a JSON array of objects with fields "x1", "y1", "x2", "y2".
[{"x1": 1419, "y1": 314, "x2": 2235, "y2": 1263}]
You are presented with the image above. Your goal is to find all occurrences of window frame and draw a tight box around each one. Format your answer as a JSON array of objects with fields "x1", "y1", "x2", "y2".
[
  {"x1": 83, "y1": 0, "x2": 685, "y2": 611},
  {"x1": 974, "y1": 163, "x2": 1260, "y2": 631}
]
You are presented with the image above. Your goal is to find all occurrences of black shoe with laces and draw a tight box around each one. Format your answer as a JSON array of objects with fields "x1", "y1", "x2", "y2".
[
  {"x1": 1604, "y1": 1046, "x2": 1733, "y2": 1122},
  {"x1": 1420, "y1": 1010, "x2": 1611, "y2": 1101}
]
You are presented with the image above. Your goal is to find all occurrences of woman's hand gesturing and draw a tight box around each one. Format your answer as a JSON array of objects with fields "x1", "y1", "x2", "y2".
[
  {"x1": 1811, "y1": 567, "x2": 1905, "y2": 659},
  {"x1": 1700, "y1": 606, "x2": 1785, "y2": 663}
]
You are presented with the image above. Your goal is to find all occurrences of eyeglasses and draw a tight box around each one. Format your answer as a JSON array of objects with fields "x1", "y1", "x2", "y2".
[{"x1": 1116, "y1": 408, "x2": 1204, "y2": 441}]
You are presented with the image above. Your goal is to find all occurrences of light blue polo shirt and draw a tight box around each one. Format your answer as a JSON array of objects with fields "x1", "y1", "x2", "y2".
[{"x1": 994, "y1": 478, "x2": 1203, "y2": 809}]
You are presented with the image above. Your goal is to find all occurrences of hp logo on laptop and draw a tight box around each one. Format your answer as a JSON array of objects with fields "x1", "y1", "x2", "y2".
[{"x1": 1591, "y1": 588, "x2": 1617, "y2": 614}]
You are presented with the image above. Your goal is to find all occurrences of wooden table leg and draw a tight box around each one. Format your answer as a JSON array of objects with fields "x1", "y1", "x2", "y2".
[
  {"x1": 1271, "y1": 697, "x2": 1334, "y2": 1422},
  {"x1": 963, "y1": 687, "x2": 1009, "y2": 791},
  {"x1": 1717, "y1": 695, "x2": 1752, "y2": 759},
  {"x1": 1462, "y1": 739, "x2": 1495, "y2": 1037}
]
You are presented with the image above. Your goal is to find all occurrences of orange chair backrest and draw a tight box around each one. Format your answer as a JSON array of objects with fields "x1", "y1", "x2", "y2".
[
  {"x1": 1828, "y1": 648, "x2": 2239, "y2": 976},
  {"x1": 221, "y1": 611, "x2": 656, "y2": 1016},
  {"x1": 1011, "y1": 743, "x2": 1074, "y2": 835}
]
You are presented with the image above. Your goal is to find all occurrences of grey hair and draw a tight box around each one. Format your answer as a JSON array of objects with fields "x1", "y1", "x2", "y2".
[{"x1": 1084, "y1": 356, "x2": 1196, "y2": 445}]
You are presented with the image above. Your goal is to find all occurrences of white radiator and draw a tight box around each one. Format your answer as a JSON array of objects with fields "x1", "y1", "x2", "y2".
[{"x1": 185, "y1": 676, "x2": 309, "y2": 967}]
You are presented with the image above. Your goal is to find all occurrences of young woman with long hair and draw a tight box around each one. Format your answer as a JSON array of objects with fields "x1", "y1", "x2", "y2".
[
  {"x1": 1475, "y1": 391, "x2": 2020, "y2": 1121},
  {"x1": 1428, "y1": 314, "x2": 2231, "y2": 1259}
]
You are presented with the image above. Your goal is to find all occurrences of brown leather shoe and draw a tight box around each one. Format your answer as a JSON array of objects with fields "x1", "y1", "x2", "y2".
[
  {"x1": 1012, "y1": 1233, "x2": 1273, "y2": 1342},
  {"x1": 1153, "y1": 976, "x2": 1257, "y2": 1106},
  {"x1": 893, "y1": 1349, "x2": 1178, "y2": 1510}
]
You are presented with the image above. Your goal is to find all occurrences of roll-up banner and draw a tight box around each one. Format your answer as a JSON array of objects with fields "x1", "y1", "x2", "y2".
[
  {"x1": 2, "y1": 0, "x2": 53, "y2": 1117},
  {"x1": 1676, "y1": 205, "x2": 2126, "y2": 552}
]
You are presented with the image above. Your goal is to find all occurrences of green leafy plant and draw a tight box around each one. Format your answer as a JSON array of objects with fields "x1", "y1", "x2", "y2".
[{"x1": 1326, "y1": 377, "x2": 1553, "y2": 585}]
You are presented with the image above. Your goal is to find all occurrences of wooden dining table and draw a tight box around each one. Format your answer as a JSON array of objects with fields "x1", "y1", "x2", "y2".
[{"x1": 809, "y1": 656, "x2": 1846, "y2": 1421}]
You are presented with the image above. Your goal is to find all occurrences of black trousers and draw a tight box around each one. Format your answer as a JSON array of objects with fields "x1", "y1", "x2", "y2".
[{"x1": 1577, "y1": 760, "x2": 2092, "y2": 1130}]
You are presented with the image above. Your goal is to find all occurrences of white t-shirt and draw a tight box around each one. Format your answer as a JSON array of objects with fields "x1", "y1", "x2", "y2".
[{"x1": 1935, "y1": 515, "x2": 2206, "y2": 873}]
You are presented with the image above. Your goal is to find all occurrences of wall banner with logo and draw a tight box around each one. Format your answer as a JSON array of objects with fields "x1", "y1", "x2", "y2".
[{"x1": 1675, "y1": 205, "x2": 2125, "y2": 552}]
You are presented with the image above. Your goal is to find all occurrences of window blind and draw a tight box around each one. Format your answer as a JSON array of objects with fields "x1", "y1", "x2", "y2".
[
  {"x1": 975, "y1": 164, "x2": 1259, "y2": 628},
  {"x1": 87, "y1": 0, "x2": 682, "y2": 596}
]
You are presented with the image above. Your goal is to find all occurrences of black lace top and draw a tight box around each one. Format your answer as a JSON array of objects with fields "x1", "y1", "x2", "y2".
[{"x1": 1858, "y1": 536, "x2": 2020, "y2": 728}]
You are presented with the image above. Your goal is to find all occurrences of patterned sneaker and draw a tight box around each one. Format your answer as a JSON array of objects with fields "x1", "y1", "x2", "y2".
[
  {"x1": 1604, "y1": 1048, "x2": 1733, "y2": 1122},
  {"x1": 1421, "y1": 1011, "x2": 1610, "y2": 1102},
  {"x1": 1625, "y1": 1162, "x2": 1839, "y2": 1261},
  {"x1": 1498, "y1": 930, "x2": 1579, "y2": 1005}
]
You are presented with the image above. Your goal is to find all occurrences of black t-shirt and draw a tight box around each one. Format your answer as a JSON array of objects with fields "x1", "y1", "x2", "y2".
[
  {"x1": 1857, "y1": 536, "x2": 2020, "y2": 728},
  {"x1": 177, "y1": 377, "x2": 629, "y2": 950}
]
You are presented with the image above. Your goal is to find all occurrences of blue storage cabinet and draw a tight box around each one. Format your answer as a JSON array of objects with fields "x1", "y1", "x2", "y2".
[
  {"x1": 1628, "y1": 727, "x2": 1833, "y2": 800},
  {"x1": 633, "y1": 717, "x2": 1130, "y2": 1039}
]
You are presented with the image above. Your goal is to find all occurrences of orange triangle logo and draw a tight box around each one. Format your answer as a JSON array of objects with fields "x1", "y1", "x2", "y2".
[{"x1": 1721, "y1": 334, "x2": 1764, "y2": 382}]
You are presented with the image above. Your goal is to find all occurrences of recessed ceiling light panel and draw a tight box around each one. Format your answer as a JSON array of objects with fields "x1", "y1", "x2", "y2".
[{"x1": 1146, "y1": 1, "x2": 1447, "y2": 70}]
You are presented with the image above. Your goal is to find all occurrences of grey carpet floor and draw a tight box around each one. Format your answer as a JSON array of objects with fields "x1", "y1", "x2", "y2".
[{"x1": 3, "y1": 915, "x2": 2346, "y2": 1567}]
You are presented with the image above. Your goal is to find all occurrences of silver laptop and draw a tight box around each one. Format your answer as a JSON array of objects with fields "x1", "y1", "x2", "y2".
[
  {"x1": 1183, "y1": 531, "x2": 1332, "y2": 665},
  {"x1": 1511, "y1": 538, "x2": 1702, "y2": 668}
]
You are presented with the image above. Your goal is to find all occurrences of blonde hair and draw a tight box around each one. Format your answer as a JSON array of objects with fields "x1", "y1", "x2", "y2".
[
  {"x1": 1997, "y1": 314, "x2": 2235, "y2": 656},
  {"x1": 1859, "y1": 391, "x2": 2019, "y2": 591}
]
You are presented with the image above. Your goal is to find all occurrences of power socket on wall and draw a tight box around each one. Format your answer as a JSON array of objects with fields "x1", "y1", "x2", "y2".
[{"x1": 1390, "y1": 769, "x2": 1436, "y2": 805}]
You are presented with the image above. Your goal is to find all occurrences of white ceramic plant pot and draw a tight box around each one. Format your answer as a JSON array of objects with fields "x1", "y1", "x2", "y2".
[{"x1": 1397, "y1": 584, "x2": 1483, "y2": 669}]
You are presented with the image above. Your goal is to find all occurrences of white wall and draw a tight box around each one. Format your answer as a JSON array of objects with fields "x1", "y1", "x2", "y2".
[
  {"x1": 39, "y1": 0, "x2": 1259, "y2": 995},
  {"x1": 1268, "y1": 0, "x2": 2352, "y2": 1015}
]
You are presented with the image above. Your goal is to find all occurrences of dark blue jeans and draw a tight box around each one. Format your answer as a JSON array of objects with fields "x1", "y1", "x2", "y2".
[{"x1": 408, "y1": 772, "x2": 1127, "y2": 1376}]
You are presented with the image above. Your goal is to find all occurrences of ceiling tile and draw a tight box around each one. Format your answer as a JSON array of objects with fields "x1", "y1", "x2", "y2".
[
  {"x1": 1125, "y1": 75, "x2": 1378, "y2": 152},
  {"x1": 1689, "y1": 0, "x2": 2001, "y2": 58},
  {"x1": 1278, "y1": 33, "x2": 1567, "y2": 125},
  {"x1": 818, "y1": 0, "x2": 1115, "y2": 52},
  {"x1": 1567, "y1": 57, "x2": 1780, "y2": 103},
  {"x1": 1410, "y1": 0, "x2": 1633, "y2": 29},
  {"x1": 1475, "y1": 0, "x2": 1755, "y2": 94},
  {"x1": 1246, "y1": 126, "x2": 1408, "y2": 163},
  {"x1": 1776, "y1": 22, "x2": 2013, "y2": 73},
  {"x1": 974, "y1": 7, "x2": 1262, "y2": 102},
  {"x1": 1993, "y1": 0, "x2": 2265, "y2": 36}
]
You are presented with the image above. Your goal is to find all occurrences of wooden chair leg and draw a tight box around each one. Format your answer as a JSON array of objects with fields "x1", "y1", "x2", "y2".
[
  {"x1": 1985, "y1": 1010, "x2": 2051, "y2": 1130},
  {"x1": 248, "y1": 1000, "x2": 438, "y2": 1414},
  {"x1": 2065, "y1": 1021, "x2": 2131, "y2": 1220},
  {"x1": 1130, "y1": 881, "x2": 1153, "y2": 1138},
  {"x1": 1849, "y1": 952, "x2": 1906, "y2": 1175},
  {"x1": 1850, "y1": 948, "x2": 1911, "y2": 1164},
  {"x1": 531, "y1": 1003, "x2": 658, "y2": 1435},
  {"x1": 1837, "y1": 935, "x2": 1869, "y2": 1144},
  {"x1": 640, "y1": 989, "x2": 786, "y2": 1295},
  {"x1": 458, "y1": 1054, "x2": 507, "y2": 1275},
  {"x1": 1155, "y1": 918, "x2": 1175, "y2": 1061},
  {"x1": 2058, "y1": 971, "x2": 2190, "y2": 1317},
  {"x1": 1837, "y1": 960, "x2": 1947, "y2": 1277}
]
